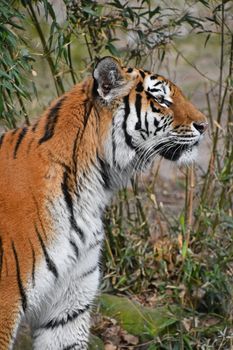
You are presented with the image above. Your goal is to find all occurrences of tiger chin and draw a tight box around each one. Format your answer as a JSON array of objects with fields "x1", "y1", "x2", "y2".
[{"x1": 0, "y1": 56, "x2": 207, "y2": 350}]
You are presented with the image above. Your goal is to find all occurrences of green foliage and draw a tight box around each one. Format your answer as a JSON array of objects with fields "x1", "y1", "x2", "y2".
[{"x1": 0, "y1": 0, "x2": 33, "y2": 128}]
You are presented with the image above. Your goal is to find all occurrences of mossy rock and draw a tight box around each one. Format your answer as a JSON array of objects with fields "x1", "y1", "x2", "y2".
[
  {"x1": 89, "y1": 335, "x2": 105, "y2": 350},
  {"x1": 99, "y1": 293, "x2": 178, "y2": 340}
]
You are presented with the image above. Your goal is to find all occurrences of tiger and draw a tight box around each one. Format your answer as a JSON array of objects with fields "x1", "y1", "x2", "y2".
[{"x1": 0, "y1": 56, "x2": 207, "y2": 350}]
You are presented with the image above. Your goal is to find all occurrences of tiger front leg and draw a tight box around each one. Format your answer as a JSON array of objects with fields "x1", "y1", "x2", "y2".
[
  {"x1": 0, "y1": 305, "x2": 21, "y2": 350},
  {"x1": 0, "y1": 276, "x2": 24, "y2": 350},
  {"x1": 31, "y1": 266, "x2": 100, "y2": 350},
  {"x1": 32, "y1": 309, "x2": 90, "y2": 350}
]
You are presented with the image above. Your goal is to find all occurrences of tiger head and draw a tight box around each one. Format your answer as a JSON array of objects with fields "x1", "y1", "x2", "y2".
[{"x1": 93, "y1": 56, "x2": 207, "y2": 171}]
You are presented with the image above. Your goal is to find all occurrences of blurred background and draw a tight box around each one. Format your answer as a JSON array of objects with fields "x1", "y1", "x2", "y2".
[{"x1": 1, "y1": 0, "x2": 232, "y2": 348}]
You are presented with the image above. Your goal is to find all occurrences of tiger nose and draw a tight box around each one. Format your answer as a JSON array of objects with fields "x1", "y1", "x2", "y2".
[{"x1": 193, "y1": 121, "x2": 208, "y2": 134}]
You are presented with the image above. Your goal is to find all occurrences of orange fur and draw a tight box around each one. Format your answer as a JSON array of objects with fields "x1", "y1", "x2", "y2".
[{"x1": 0, "y1": 79, "x2": 98, "y2": 347}]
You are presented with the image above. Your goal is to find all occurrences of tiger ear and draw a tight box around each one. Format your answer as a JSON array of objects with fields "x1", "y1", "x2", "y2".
[{"x1": 93, "y1": 56, "x2": 135, "y2": 101}]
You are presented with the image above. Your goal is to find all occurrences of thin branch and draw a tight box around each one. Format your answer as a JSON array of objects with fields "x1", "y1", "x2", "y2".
[
  {"x1": 26, "y1": 2, "x2": 65, "y2": 96},
  {"x1": 171, "y1": 43, "x2": 226, "y2": 87}
]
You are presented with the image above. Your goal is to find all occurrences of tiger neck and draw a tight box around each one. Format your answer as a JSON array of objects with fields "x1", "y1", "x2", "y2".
[{"x1": 36, "y1": 83, "x2": 133, "y2": 227}]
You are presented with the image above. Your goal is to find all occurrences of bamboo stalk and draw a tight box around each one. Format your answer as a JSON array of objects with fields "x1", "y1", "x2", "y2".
[
  {"x1": 118, "y1": 190, "x2": 123, "y2": 231},
  {"x1": 67, "y1": 41, "x2": 76, "y2": 84},
  {"x1": 6, "y1": 47, "x2": 31, "y2": 126},
  {"x1": 198, "y1": 1, "x2": 226, "y2": 206},
  {"x1": 16, "y1": 92, "x2": 30, "y2": 126},
  {"x1": 226, "y1": 34, "x2": 233, "y2": 153},
  {"x1": 205, "y1": 88, "x2": 213, "y2": 132},
  {"x1": 84, "y1": 34, "x2": 93, "y2": 62},
  {"x1": 185, "y1": 168, "x2": 189, "y2": 224},
  {"x1": 131, "y1": 177, "x2": 150, "y2": 235},
  {"x1": 187, "y1": 165, "x2": 195, "y2": 233},
  {"x1": 2, "y1": 90, "x2": 17, "y2": 129},
  {"x1": 123, "y1": 187, "x2": 131, "y2": 221},
  {"x1": 26, "y1": 2, "x2": 65, "y2": 96}
]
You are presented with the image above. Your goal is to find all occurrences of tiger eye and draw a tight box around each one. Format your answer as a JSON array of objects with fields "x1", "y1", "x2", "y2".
[{"x1": 156, "y1": 95, "x2": 163, "y2": 103}]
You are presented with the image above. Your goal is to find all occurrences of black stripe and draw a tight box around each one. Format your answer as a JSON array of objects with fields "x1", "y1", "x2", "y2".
[
  {"x1": 164, "y1": 99, "x2": 172, "y2": 107},
  {"x1": 145, "y1": 112, "x2": 149, "y2": 136},
  {"x1": 71, "y1": 129, "x2": 81, "y2": 183},
  {"x1": 12, "y1": 128, "x2": 19, "y2": 136},
  {"x1": 172, "y1": 134, "x2": 193, "y2": 139},
  {"x1": 154, "y1": 117, "x2": 159, "y2": 128},
  {"x1": 97, "y1": 155, "x2": 110, "y2": 189},
  {"x1": 43, "y1": 304, "x2": 90, "y2": 329},
  {"x1": 11, "y1": 241, "x2": 27, "y2": 312},
  {"x1": 88, "y1": 238, "x2": 102, "y2": 251},
  {"x1": 29, "y1": 240, "x2": 36, "y2": 287},
  {"x1": 80, "y1": 264, "x2": 98, "y2": 279},
  {"x1": 63, "y1": 344, "x2": 78, "y2": 350},
  {"x1": 135, "y1": 93, "x2": 142, "y2": 131},
  {"x1": 168, "y1": 119, "x2": 173, "y2": 126},
  {"x1": 47, "y1": 152, "x2": 71, "y2": 173},
  {"x1": 83, "y1": 103, "x2": 91, "y2": 129},
  {"x1": 93, "y1": 78, "x2": 99, "y2": 97},
  {"x1": 31, "y1": 193, "x2": 48, "y2": 239},
  {"x1": 148, "y1": 87, "x2": 161, "y2": 93},
  {"x1": 135, "y1": 82, "x2": 144, "y2": 92},
  {"x1": 139, "y1": 69, "x2": 145, "y2": 79},
  {"x1": 140, "y1": 132, "x2": 146, "y2": 140},
  {"x1": 112, "y1": 118, "x2": 117, "y2": 166},
  {"x1": 39, "y1": 97, "x2": 66, "y2": 145},
  {"x1": 58, "y1": 103, "x2": 86, "y2": 191},
  {"x1": 4, "y1": 255, "x2": 8, "y2": 277},
  {"x1": 154, "y1": 124, "x2": 163, "y2": 134},
  {"x1": 27, "y1": 139, "x2": 34, "y2": 154},
  {"x1": 150, "y1": 75, "x2": 158, "y2": 80},
  {"x1": 150, "y1": 101, "x2": 160, "y2": 113},
  {"x1": 63, "y1": 342, "x2": 87, "y2": 350},
  {"x1": 153, "y1": 80, "x2": 162, "y2": 86},
  {"x1": 145, "y1": 91, "x2": 152, "y2": 100},
  {"x1": 163, "y1": 123, "x2": 167, "y2": 132},
  {"x1": 35, "y1": 223, "x2": 58, "y2": 279},
  {"x1": 123, "y1": 95, "x2": 134, "y2": 149},
  {"x1": 61, "y1": 170, "x2": 85, "y2": 242},
  {"x1": 0, "y1": 134, "x2": 5, "y2": 149},
  {"x1": 13, "y1": 127, "x2": 28, "y2": 159},
  {"x1": 77, "y1": 102, "x2": 93, "y2": 149},
  {"x1": 32, "y1": 121, "x2": 39, "y2": 132},
  {"x1": 69, "y1": 240, "x2": 79, "y2": 260},
  {"x1": 0, "y1": 236, "x2": 3, "y2": 280}
]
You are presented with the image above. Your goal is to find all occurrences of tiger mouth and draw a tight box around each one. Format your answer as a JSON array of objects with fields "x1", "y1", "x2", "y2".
[
  {"x1": 157, "y1": 141, "x2": 199, "y2": 161},
  {"x1": 135, "y1": 140, "x2": 199, "y2": 167}
]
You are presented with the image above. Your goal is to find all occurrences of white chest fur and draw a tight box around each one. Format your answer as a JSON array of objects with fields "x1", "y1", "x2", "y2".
[{"x1": 27, "y1": 164, "x2": 111, "y2": 329}]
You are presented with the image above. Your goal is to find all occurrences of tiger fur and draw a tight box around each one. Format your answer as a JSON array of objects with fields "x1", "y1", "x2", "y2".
[{"x1": 0, "y1": 57, "x2": 207, "y2": 349}]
